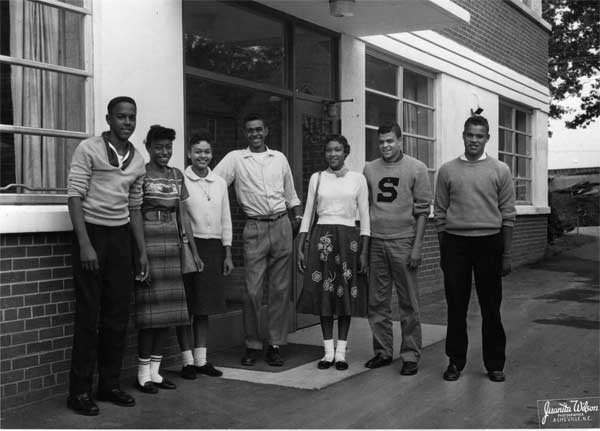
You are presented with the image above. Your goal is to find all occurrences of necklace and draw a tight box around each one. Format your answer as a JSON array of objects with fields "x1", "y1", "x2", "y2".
[{"x1": 199, "y1": 180, "x2": 211, "y2": 201}]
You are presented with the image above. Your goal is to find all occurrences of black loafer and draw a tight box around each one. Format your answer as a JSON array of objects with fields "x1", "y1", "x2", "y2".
[
  {"x1": 400, "y1": 361, "x2": 418, "y2": 376},
  {"x1": 317, "y1": 360, "x2": 334, "y2": 369},
  {"x1": 487, "y1": 370, "x2": 505, "y2": 382},
  {"x1": 195, "y1": 363, "x2": 223, "y2": 377},
  {"x1": 443, "y1": 363, "x2": 461, "y2": 381},
  {"x1": 97, "y1": 387, "x2": 136, "y2": 407},
  {"x1": 365, "y1": 354, "x2": 392, "y2": 369},
  {"x1": 181, "y1": 365, "x2": 197, "y2": 380},
  {"x1": 67, "y1": 392, "x2": 99, "y2": 416},
  {"x1": 265, "y1": 346, "x2": 284, "y2": 367},
  {"x1": 241, "y1": 348, "x2": 260, "y2": 366},
  {"x1": 135, "y1": 380, "x2": 158, "y2": 394},
  {"x1": 154, "y1": 378, "x2": 176, "y2": 390},
  {"x1": 335, "y1": 360, "x2": 349, "y2": 371}
]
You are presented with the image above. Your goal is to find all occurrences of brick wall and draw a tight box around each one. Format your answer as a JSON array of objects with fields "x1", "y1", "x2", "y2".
[
  {"x1": 0, "y1": 214, "x2": 546, "y2": 411},
  {"x1": 437, "y1": 0, "x2": 549, "y2": 86}
]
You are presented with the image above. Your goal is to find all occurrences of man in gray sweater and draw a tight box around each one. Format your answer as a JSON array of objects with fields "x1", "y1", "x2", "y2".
[
  {"x1": 434, "y1": 115, "x2": 515, "y2": 383},
  {"x1": 363, "y1": 122, "x2": 431, "y2": 375}
]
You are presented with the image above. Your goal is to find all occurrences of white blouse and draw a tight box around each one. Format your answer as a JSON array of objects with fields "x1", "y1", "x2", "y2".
[
  {"x1": 299, "y1": 170, "x2": 370, "y2": 236},
  {"x1": 184, "y1": 166, "x2": 233, "y2": 246}
]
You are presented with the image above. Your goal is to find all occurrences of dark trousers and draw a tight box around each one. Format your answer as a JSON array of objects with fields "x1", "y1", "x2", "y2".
[
  {"x1": 69, "y1": 223, "x2": 134, "y2": 395},
  {"x1": 440, "y1": 232, "x2": 506, "y2": 372}
]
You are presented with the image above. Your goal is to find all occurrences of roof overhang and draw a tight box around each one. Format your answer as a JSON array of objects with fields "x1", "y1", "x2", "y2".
[{"x1": 255, "y1": 0, "x2": 470, "y2": 37}]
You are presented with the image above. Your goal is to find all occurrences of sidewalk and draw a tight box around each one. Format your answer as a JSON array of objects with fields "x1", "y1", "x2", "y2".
[{"x1": 2, "y1": 229, "x2": 598, "y2": 429}]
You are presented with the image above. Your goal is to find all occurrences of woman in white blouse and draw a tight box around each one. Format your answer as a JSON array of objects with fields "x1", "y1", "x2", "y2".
[
  {"x1": 297, "y1": 135, "x2": 370, "y2": 370},
  {"x1": 176, "y1": 131, "x2": 234, "y2": 379}
]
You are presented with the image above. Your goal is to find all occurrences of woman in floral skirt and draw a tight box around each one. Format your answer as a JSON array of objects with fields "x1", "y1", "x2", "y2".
[{"x1": 297, "y1": 135, "x2": 370, "y2": 370}]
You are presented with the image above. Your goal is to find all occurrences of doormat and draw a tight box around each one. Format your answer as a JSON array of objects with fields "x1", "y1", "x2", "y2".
[{"x1": 208, "y1": 343, "x2": 324, "y2": 373}]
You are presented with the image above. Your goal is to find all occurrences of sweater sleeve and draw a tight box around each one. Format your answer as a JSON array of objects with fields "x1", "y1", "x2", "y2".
[
  {"x1": 434, "y1": 164, "x2": 449, "y2": 232},
  {"x1": 357, "y1": 174, "x2": 371, "y2": 236},
  {"x1": 497, "y1": 163, "x2": 516, "y2": 227},
  {"x1": 413, "y1": 161, "x2": 432, "y2": 218},
  {"x1": 128, "y1": 173, "x2": 144, "y2": 210},
  {"x1": 299, "y1": 172, "x2": 318, "y2": 233},
  {"x1": 220, "y1": 179, "x2": 233, "y2": 246},
  {"x1": 67, "y1": 141, "x2": 92, "y2": 199}
]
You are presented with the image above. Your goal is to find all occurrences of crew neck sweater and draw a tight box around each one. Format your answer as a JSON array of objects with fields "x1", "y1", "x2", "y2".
[
  {"x1": 67, "y1": 136, "x2": 146, "y2": 226},
  {"x1": 363, "y1": 155, "x2": 432, "y2": 239},
  {"x1": 434, "y1": 156, "x2": 516, "y2": 236}
]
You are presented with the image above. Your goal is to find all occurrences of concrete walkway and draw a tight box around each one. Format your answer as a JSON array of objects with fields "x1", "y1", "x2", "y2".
[{"x1": 1, "y1": 230, "x2": 598, "y2": 429}]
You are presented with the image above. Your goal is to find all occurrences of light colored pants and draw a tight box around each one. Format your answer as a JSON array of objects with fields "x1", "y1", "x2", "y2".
[
  {"x1": 242, "y1": 216, "x2": 293, "y2": 349},
  {"x1": 368, "y1": 237, "x2": 422, "y2": 362}
]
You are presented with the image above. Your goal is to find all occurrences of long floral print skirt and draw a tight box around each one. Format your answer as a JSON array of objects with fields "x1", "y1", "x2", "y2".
[{"x1": 297, "y1": 224, "x2": 368, "y2": 317}]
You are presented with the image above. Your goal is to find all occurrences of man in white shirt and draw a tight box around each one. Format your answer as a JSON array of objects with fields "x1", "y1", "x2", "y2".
[{"x1": 214, "y1": 113, "x2": 302, "y2": 366}]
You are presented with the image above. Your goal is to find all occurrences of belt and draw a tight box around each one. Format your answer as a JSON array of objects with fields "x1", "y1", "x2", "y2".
[
  {"x1": 246, "y1": 211, "x2": 288, "y2": 222},
  {"x1": 143, "y1": 209, "x2": 175, "y2": 222}
]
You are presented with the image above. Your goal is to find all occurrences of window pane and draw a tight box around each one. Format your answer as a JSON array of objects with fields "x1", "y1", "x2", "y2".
[
  {"x1": 515, "y1": 179, "x2": 530, "y2": 202},
  {"x1": 294, "y1": 26, "x2": 333, "y2": 98},
  {"x1": 366, "y1": 55, "x2": 396, "y2": 94},
  {"x1": 516, "y1": 133, "x2": 531, "y2": 156},
  {"x1": 2, "y1": 65, "x2": 85, "y2": 132},
  {"x1": 499, "y1": 104, "x2": 512, "y2": 128},
  {"x1": 403, "y1": 69, "x2": 432, "y2": 105},
  {"x1": 404, "y1": 136, "x2": 433, "y2": 168},
  {"x1": 365, "y1": 129, "x2": 379, "y2": 161},
  {"x1": 183, "y1": 1, "x2": 285, "y2": 87},
  {"x1": 515, "y1": 109, "x2": 529, "y2": 132},
  {"x1": 500, "y1": 153, "x2": 513, "y2": 171},
  {"x1": 2, "y1": 0, "x2": 85, "y2": 69},
  {"x1": 499, "y1": 129, "x2": 513, "y2": 152},
  {"x1": 0, "y1": 132, "x2": 81, "y2": 191},
  {"x1": 403, "y1": 103, "x2": 433, "y2": 137},
  {"x1": 516, "y1": 156, "x2": 530, "y2": 178},
  {"x1": 366, "y1": 92, "x2": 397, "y2": 126}
]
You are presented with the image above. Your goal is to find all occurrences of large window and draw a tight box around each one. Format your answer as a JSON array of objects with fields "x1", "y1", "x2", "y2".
[
  {"x1": 499, "y1": 101, "x2": 532, "y2": 203},
  {"x1": 0, "y1": 0, "x2": 92, "y2": 202},
  {"x1": 365, "y1": 54, "x2": 435, "y2": 182}
]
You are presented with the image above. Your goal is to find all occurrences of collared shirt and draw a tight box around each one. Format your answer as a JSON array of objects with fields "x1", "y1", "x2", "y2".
[
  {"x1": 184, "y1": 166, "x2": 232, "y2": 246},
  {"x1": 213, "y1": 147, "x2": 301, "y2": 217},
  {"x1": 460, "y1": 152, "x2": 487, "y2": 161},
  {"x1": 107, "y1": 143, "x2": 130, "y2": 168}
]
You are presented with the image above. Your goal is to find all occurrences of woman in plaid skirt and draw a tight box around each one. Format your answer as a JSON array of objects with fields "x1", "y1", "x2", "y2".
[
  {"x1": 134, "y1": 125, "x2": 202, "y2": 394},
  {"x1": 296, "y1": 135, "x2": 370, "y2": 370}
]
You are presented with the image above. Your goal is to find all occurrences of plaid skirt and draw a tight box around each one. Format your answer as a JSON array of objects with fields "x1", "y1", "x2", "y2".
[
  {"x1": 297, "y1": 224, "x2": 368, "y2": 317},
  {"x1": 135, "y1": 218, "x2": 190, "y2": 329}
]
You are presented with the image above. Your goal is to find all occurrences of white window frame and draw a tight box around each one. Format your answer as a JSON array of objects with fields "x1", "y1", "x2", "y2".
[
  {"x1": 498, "y1": 100, "x2": 533, "y2": 204},
  {"x1": 0, "y1": 0, "x2": 94, "y2": 205},
  {"x1": 365, "y1": 51, "x2": 436, "y2": 178}
]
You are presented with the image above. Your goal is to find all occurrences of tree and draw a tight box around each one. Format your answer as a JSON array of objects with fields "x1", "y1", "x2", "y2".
[{"x1": 543, "y1": 0, "x2": 599, "y2": 129}]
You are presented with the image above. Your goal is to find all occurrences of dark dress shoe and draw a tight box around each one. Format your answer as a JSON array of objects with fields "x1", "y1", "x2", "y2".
[
  {"x1": 400, "y1": 361, "x2": 418, "y2": 375},
  {"x1": 265, "y1": 346, "x2": 284, "y2": 366},
  {"x1": 67, "y1": 392, "x2": 99, "y2": 416},
  {"x1": 135, "y1": 380, "x2": 158, "y2": 394},
  {"x1": 317, "y1": 360, "x2": 334, "y2": 369},
  {"x1": 181, "y1": 365, "x2": 197, "y2": 380},
  {"x1": 335, "y1": 360, "x2": 349, "y2": 371},
  {"x1": 487, "y1": 370, "x2": 506, "y2": 382},
  {"x1": 365, "y1": 354, "x2": 392, "y2": 369},
  {"x1": 241, "y1": 348, "x2": 260, "y2": 366},
  {"x1": 97, "y1": 387, "x2": 136, "y2": 407},
  {"x1": 154, "y1": 378, "x2": 176, "y2": 389},
  {"x1": 443, "y1": 363, "x2": 461, "y2": 381},
  {"x1": 195, "y1": 363, "x2": 223, "y2": 377}
]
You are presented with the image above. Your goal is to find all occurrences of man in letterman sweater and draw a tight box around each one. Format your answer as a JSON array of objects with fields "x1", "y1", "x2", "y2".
[
  {"x1": 66, "y1": 97, "x2": 148, "y2": 415},
  {"x1": 435, "y1": 115, "x2": 515, "y2": 383},
  {"x1": 363, "y1": 122, "x2": 432, "y2": 376}
]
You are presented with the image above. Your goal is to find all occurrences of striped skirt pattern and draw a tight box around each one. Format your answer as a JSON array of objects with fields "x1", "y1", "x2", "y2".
[{"x1": 135, "y1": 218, "x2": 190, "y2": 329}]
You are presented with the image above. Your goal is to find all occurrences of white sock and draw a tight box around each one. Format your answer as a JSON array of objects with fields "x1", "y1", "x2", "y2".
[
  {"x1": 322, "y1": 339, "x2": 334, "y2": 362},
  {"x1": 137, "y1": 357, "x2": 151, "y2": 386},
  {"x1": 335, "y1": 340, "x2": 347, "y2": 362},
  {"x1": 193, "y1": 347, "x2": 207, "y2": 367},
  {"x1": 181, "y1": 350, "x2": 193, "y2": 367},
  {"x1": 150, "y1": 355, "x2": 163, "y2": 383}
]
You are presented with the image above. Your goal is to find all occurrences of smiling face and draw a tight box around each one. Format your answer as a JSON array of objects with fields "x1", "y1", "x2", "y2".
[
  {"x1": 378, "y1": 131, "x2": 403, "y2": 163},
  {"x1": 106, "y1": 102, "x2": 136, "y2": 144},
  {"x1": 325, "y1": 139, "x2": 347, "y2": 170},
  {"x1": 188, "y1": 141, "x2": 213, "y2": 172},
  {"x1": 147, "y1": 138, "x2": 173, "y2": 168},
  {"x1": 463, "y1": 124, "x2": 489, "y2": 161},
  {"x1": 244, "y1": 119, "x2": 268, "y2": 152}
]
